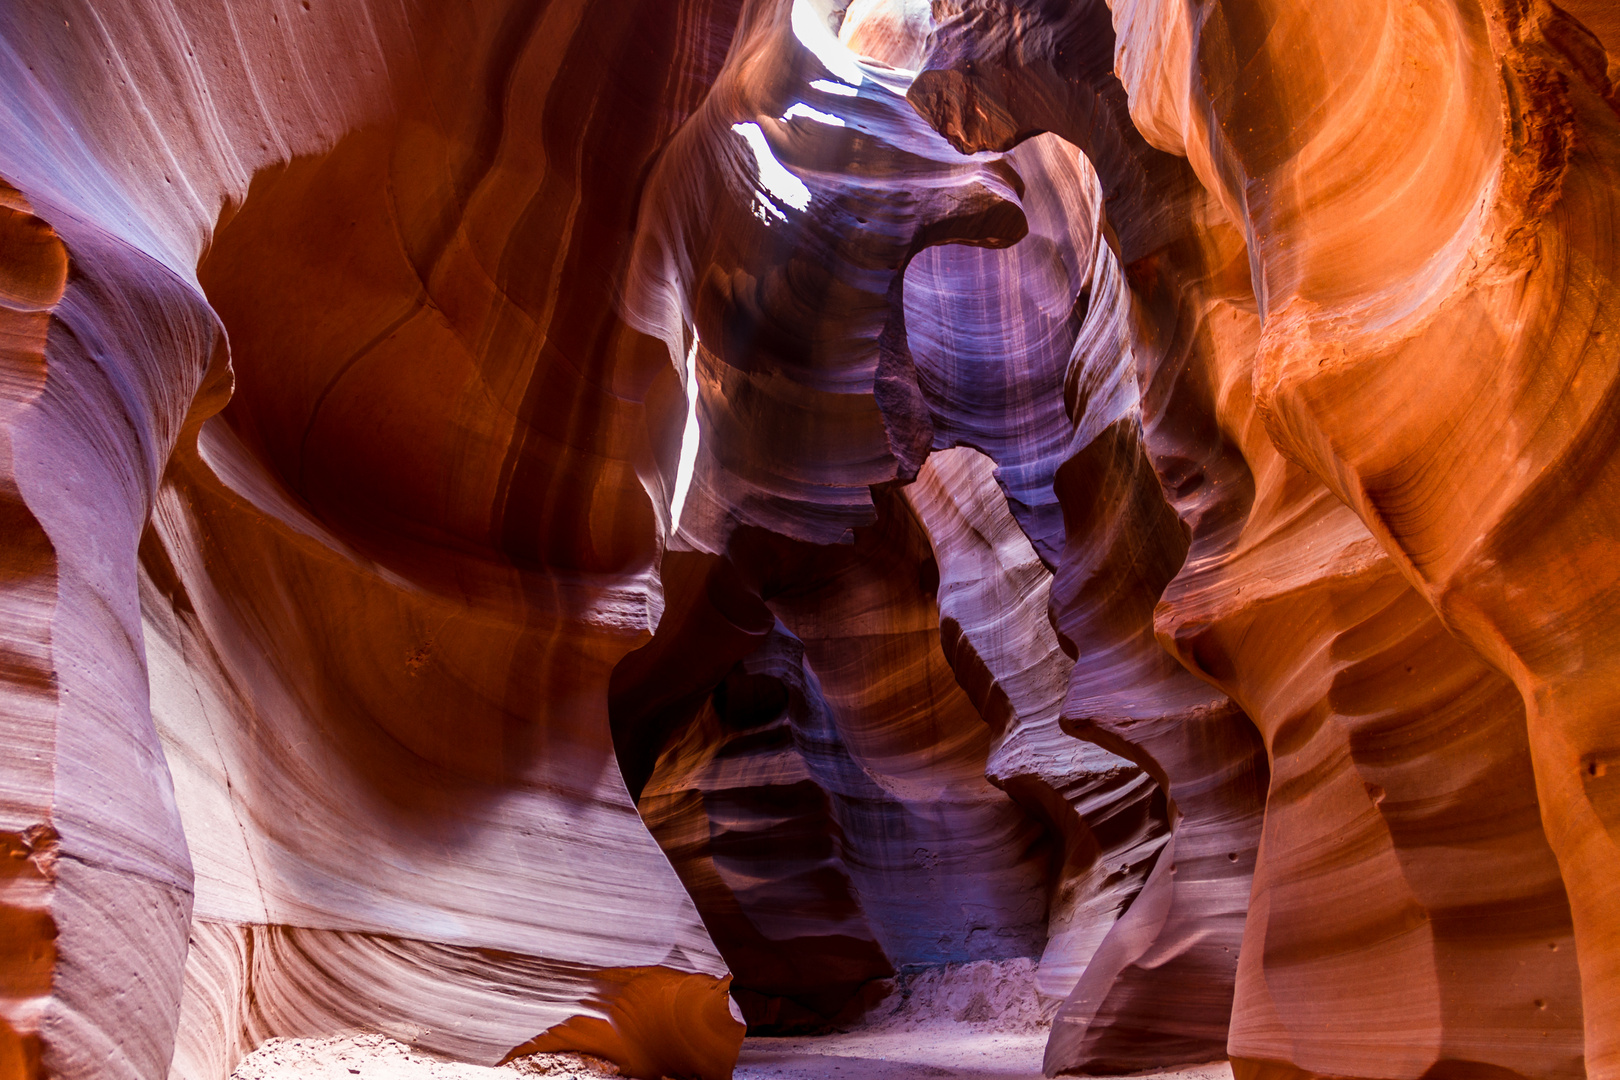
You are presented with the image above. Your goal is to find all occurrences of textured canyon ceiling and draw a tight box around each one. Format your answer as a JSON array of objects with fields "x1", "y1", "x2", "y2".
[{"x1": 0, "y1": 0, "x2": 1616, "y2": 1079}]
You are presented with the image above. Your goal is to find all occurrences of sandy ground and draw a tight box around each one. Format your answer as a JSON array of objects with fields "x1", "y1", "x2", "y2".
[
  {"x1": 735, "y1": 1028, "x2": 1233, "y2": 1080},
  {"x1": 232, "y1": 1029, "x2": 1234, "y2": 1080},
  {"x1": 231, "y1": 959, "x2": 1234, "y2": 1080},
  {"x1": 232, "y1": 1036, "x2": 623, "y2": 1080}
]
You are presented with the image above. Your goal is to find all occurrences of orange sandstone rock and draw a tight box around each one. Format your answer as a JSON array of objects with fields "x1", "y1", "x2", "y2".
[{"x1": 2, "y1": 2, "x2": 1618, "y2": 1080}]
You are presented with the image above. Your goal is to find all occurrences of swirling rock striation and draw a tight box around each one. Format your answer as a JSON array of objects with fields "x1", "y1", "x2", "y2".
[
  {"x1": 0, "y1": 1, "x2": 752, "y2": 1077},
  {"x1": 615, "y1": 491, "x2": 1063, "y2": 1031},
  {"x1": 2, "y1": 1, "x2": 1619, "y2": 1080},
  {"x1": 613, "y1": 1, "x2": 1181, "y2": 1044},
  {"x1": 903, "y1": 447, "x2": 1171, "y2": 1013},
  {"x1": 901, "y1": 0, "x2": 1609, "y2": 1076}
]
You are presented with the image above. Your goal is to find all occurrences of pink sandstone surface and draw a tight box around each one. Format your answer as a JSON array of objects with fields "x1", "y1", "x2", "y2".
[{"x1": 0, "y1": 1, "x2": 1616, "y2": 1079}]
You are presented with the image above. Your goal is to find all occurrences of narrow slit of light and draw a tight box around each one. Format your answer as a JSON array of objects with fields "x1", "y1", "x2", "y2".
[
  {"x1": 670, "y1": 335, "x2": 702, "y2": 534},
  {"x1": 782, "y1": 102, "x2": 845, "y2": 126},
  {"x1": 731, "y1": 121, "x2": 811, "y2": 213},
  {"x1": 809, "y1": 79, "x2": 859, "y2": 97}
]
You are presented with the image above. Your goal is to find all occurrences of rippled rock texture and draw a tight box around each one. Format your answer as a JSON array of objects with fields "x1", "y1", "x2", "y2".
[{"x1": 1, "y1": 0, "x2": 1617, "y2": 1079}]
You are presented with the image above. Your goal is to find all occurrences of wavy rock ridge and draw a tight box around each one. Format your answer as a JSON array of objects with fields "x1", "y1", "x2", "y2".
[{"x1": 1, "y1": 1, "x2": 1617, "y2": 1080}]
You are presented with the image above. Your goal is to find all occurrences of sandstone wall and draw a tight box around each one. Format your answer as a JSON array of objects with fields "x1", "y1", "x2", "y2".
[{"x1": 1, "y1": 1, "x2": 1617, "y2": 1079}]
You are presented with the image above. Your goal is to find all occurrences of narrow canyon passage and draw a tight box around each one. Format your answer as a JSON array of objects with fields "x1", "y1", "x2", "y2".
[{"x1": 1, "y1": 0, "x2": 1617, "y2": 1079}]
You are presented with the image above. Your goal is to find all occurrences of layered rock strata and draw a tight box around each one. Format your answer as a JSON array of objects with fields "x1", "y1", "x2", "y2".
[
  {"x1": 615, "y1": 492, "x2": 1106, "y2": 1030},
  {"x1": 617, "y1": 0, "x2": 1181, "y2": 1042},
  {"x1": 902, "y1": 448, "x2": 1170, "y2": 1012},
  {"x1": 1136, "y1": 4, "x2": 1620, "y2": 1069},
  {"x1": 1, "y1": 1, "x2": 1618, "y2": 1080},
  {"x1": 0, "y1": 2, "x2": 753, "y2": 1077},
  {"x1": 898, "y1": 8, "x2": 1271, "y2": 1066},
  {"x1": 904, "y1": 0, "x2": 1609, "y2": 1076}
]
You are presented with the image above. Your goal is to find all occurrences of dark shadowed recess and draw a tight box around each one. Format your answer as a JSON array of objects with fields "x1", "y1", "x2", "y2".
[{"x1": 609, "y1": 490, "x2": 1072, "y2": 1033}]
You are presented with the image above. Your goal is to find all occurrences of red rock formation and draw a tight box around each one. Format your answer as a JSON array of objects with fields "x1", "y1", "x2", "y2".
[
  {"x1": 1137, "y1": 194, "x2": 1583, "y2": 1080},
  {"x1": 905, "y1": 0, "x2": 1604, "y2": 1076},
  {"x1": 1117, "y1": 3, "x2": 1620, "y2": 1071},
  {"x1": 1046, "y1": 233, "x2": 1267, "y2": 1075},
  {"x1": 615, "y1": 6, "x2": 1184, "y2": 1044},
  {"x1": 3, "y1": 1, "x2": 1620, "y2": 1079},
  {"x1": 618, "y1": 494, "x2": 1064, "y2": 1030},
  {"x1": 0, "y1": 2, "x2": 750, "y2": 1077},
  {"x1": 614, "y1": 561, "x2": 899, "y2": 1032},
  {"x1": 903, "y1": 448, "x2": 1170, "y2": 1012},
  {"x1": 621, "y1": 0, "x2": 1034, "y2": 548},
  {"x1": 0, "y1": 181, "x2": 70, "y2": 1080},
  {"x1": 901, "y1": 7, "x2": 1271, "y2": 1068}
]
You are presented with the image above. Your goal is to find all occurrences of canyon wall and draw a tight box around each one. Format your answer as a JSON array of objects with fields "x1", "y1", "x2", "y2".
[
  {"x1": 904, "y1": 0, "x2": 1614, "y2": 1075},
  {"x1": 1, "y1": 1, "x2": 1618, "y2": 1080},
  {"x1": 0, "y1": 2, "x2": 750, "y2": 1078}
]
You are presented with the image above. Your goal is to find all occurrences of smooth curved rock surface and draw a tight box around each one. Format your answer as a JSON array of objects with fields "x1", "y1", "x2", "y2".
[
  {"x1": 622, "y1": 0, "x2": 1027, "y2": 548},
  {"x1": 1141, "y1": 197, "x2": 1584, "y2": 1080},
  {"x1": 0, "y1": 2, "x2": 750, "y2": 1077},
  {"x1": 619, "y1": 491, "x2": 1063, "y2": 1028},
  {"x1": 901, "y1": 7, "x2": 1269, "y2": 1067},
  {"x1": 1097, "y1": 0, "x2": 1615, "y2": 1075},
  {"x1": 1049, "y1": 295, "x2": 1266, "y2": 1075},
  {"x1": 901, "y1": 0, "x2": 1604, "y2": 1075},
  {"x1": 3, "y1": 1, "x2": 1620, "y2": 1080},
  {"x1": 613, "y1": 3, "x2": 1170, "y2": 1044},
  {"x1": 903, "y1": 447, "x2": 1170, "y2": 1012},
  {"x1": 627, "y1": 611, "x2": 899, "y2": 1031}
]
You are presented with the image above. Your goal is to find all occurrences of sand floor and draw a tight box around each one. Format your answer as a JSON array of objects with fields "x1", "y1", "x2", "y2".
[
  {"x1": 736, "y1": 1028, "x2": 1232, "y2": 1080},
  {"x1": 230, "y1": 1036, "x2": 620, "y2": 1080},
  {"x1": 232, "y1": 1030, "x2": 1235, "y2": 1080}
]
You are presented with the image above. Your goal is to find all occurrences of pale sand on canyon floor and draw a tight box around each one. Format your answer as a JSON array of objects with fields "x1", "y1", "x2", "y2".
[
  {"x1": 230, "y1": 1030, "x2": 1234, "y2": 1080},
  {"x1": 735, "y1": 1030, "x2": 1233, "y2": 1080},
  {"x1": 231, "y1": 961, "x2": 1237, "y2": 1080}
]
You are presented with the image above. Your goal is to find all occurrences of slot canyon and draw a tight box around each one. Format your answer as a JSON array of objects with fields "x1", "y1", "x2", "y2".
[{"x1": 0, "y1": 0, "x2": 1617, "y2": 1078}]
